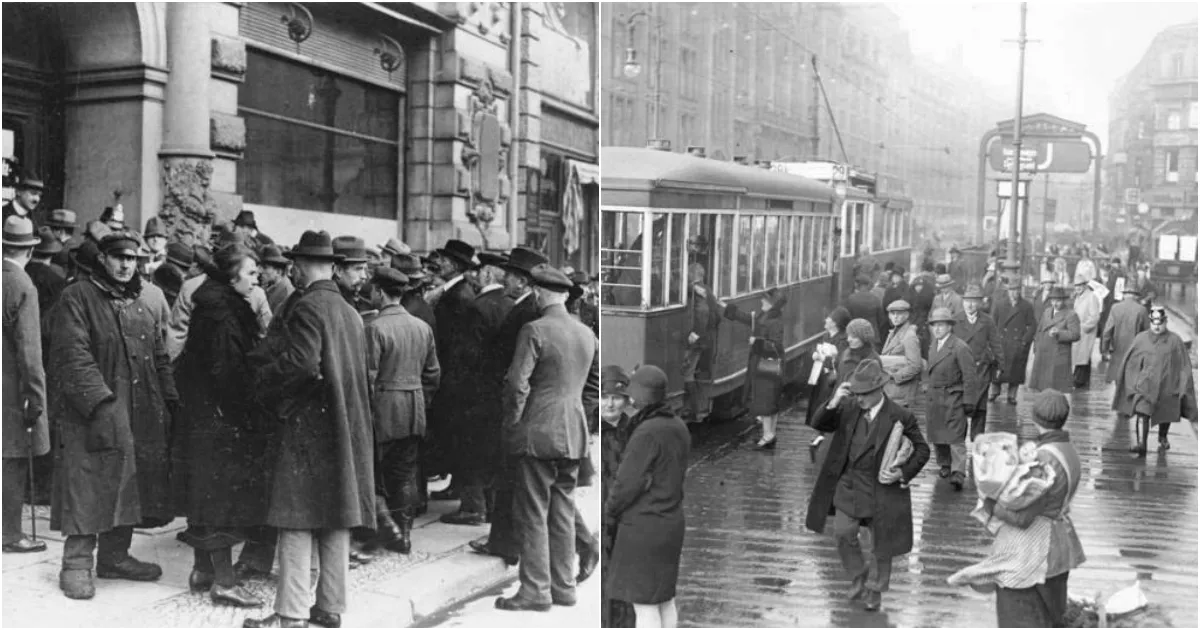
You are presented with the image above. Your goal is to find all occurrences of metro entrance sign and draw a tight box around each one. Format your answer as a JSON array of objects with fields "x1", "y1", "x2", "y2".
[
  {"x1": 987, "y1": 137, "x2": 1094, "y2": 173},
  {"x1": 1001, "y1": 147, "x2": 1038, "y2": 173}
]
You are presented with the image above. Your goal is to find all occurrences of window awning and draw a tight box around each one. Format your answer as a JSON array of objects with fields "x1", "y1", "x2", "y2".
[{"x1": 569, "y1": 159, "x2": 599, "y2": 186}]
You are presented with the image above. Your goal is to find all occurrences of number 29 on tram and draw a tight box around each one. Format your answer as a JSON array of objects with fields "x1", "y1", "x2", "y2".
[{"x1": 600, "y1": 147, "x2": 842, "y2": 420}]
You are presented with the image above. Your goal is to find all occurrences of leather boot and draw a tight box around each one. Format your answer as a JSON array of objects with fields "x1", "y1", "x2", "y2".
[
  {"x1": 372, "y1": 497, "x2": 402, "y2": 550},
  {"x1": 60, "y1": 568, "x2": 95, "y2": 600},
  {"x1": 388, "y1": 513, "x2": 412, "y2": 555}
]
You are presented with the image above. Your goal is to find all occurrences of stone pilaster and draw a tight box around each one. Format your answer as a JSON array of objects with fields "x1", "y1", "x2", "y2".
[{"x1": 516, "y1": 3, "x2": 544, "y2": 247}]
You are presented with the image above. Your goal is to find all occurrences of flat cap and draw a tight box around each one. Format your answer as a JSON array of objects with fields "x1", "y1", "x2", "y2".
[
  {"x1": 99, "y1": 233, "x2": 140, "y2": 256},
  {"x1": 886, "y1": 299, "x2": 911, "y2": 312},
  {"x1": 531, "y1": 264, "x2": 573, "y2": 292},
  {"x1": 374, "y1": 267, "x2": 409, "y2": 288}
]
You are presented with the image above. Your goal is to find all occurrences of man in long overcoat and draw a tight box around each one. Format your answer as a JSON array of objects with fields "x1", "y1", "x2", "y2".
[
  {"x1": 1028, "y1": 286, "x2": 1081, "y2": 393},
  {"x1": 954, "y1": 285, "x2": 1004, "y2": 440},
  {"x1": 925, "y1": 307, "x2": 980, "y2": 491},
  {"x1": 805, "y1": 359, "x2": 930, "y2": 612},
  {"x1": 3, "y1": 217, "x2": 50, "y2": 554},
  {"x1": 443, "y1": 252, "x2": 513, "y2": 525},
  {"x1": 245, "y1": 231, "x2": 375, "y2": 629},
  {"x1": 426, "y1": 239, "x2": 478, "y2": 500},
  {"x1": 49, "y1": 233, "x2": 178, "y2": 599},
  {"x1": 682, "y1": 263, "x2": 721, "y2": 422},
  {"x1": 365, "y1": 268, "x2": 440, "y2": 554},
  {"x1": 990, "y1": 272, "x2": 1037, "y2": 404},
  {"x1": 1071, "y1": 275, "x2": 1101, "y2": 389},
  {"x1": 845, "y1": 274, "x2": 885, "y2": 339},
  {"x1": 496, "y1": 265, "x2": 599, "y2": 612},
  {"x1": 1112, "y1": 307, "x2": 1197, "y2": 457},
  {"x1": 1101, "y1": 283, "x2": 1148, "y2": 385}
]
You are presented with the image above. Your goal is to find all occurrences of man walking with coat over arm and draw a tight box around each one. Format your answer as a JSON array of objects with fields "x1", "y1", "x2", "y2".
[{"x1": 496, "y1": 265, "x2": 599, "y2": 612}]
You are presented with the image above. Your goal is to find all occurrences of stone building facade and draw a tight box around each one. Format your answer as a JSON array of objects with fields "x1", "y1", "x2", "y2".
[{"x1": 2, "y1": 2, "x2": 598, "y2": 271}]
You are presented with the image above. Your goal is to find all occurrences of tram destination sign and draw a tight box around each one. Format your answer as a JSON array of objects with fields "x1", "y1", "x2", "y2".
[{"x1": 988, "y1": 139, "x2": 1092, "y2": 174}]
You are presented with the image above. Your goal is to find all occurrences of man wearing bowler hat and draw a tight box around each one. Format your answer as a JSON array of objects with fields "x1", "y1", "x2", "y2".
[
  {"x1": 233, "y1": 210, "x2": 274, "y2": 250},
  {"x1": 258, "y1": 244, "x2": 295, "y2": 316},
  {"x1": 805, "y1": 359, "x2": 930, "y2": 612},
  {"x1": 332, "y1": 236, "x2": 372, "y2": 314},
  {"x1": 246, "y1": 231, "x2": 375, "y2": 628},
  {"x1": 3, "y1": 174, "x2": 43, "y2": 224},
  {"x1": 442, "y1": 252, "x2": 514, "y2": 526},
  {"x1": 48, "y1": 232, "x2": 179, "y2": 599},
  {"x1": 3, "y1": 216, "x2": 50, "y2": 555},
  {"x1": 496, "y1": 264, "x2": 598, "y2": 612}
]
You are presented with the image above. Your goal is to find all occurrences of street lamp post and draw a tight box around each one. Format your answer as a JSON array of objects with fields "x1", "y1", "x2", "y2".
[
  {"x1": 620, "y1": 8, "x2": 665, "y2": 148},
  {"x1": 1006, "y1": 3, "x2": 1029, "y2": 270}
]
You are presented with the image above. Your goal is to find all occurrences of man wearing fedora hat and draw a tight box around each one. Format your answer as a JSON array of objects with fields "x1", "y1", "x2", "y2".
[
  {"x1": 45, "y1": 209, "x2": 78, "y2": 244},
  {"x1": 991, "y1": 265, "x2": 1038, "y2": 405},
  {"x1": 954, "y1": 284, "x2": 1003, "y2": 440},
  {"x1": 245, "y1": 230, "x2": 375, "y2": 628},
  {"x1": 152, "y1": 242, "x2": 196, "y2": 307},
  {"x1": 3, "y1": 173, "x2": 43, "y2": 224},
  {"x1": 948, "y1": 246, "x2": 967, "y2": 290},
  {"x1": 1070, "y1": 274, "x2": 1101, "y2": 389},
  {"x1": 391, "y1": 253, "x2": 436, "y2": 335},
  {"x1": 2, "y1": 216, "x2": 50, "y2": 555},
  {"x1": 25, "y1": 227, "x2": 67, "y2": 322},
  {"x1": 805, "y1": 359, "x2": 930, "y2": 612},
  {"x1": 925, "y1": 307, "x2": 981, "y2": 490},
  {"x1": 48, "y1": 232, "x2": 180, "y2": 598},
  {"x1": 496, "y1": 264, "x2": 598, "y2": 612},
  {"x1": 377, "y1": 237, "x2": 410, "y2": 268},
  {"x1": 1028, "y1": 286, "x2": 1081, "y2": 394},
  {"x1": 233, "y1": 210, "x2": 274, "y2": 251},
  {"x1": 1113, "y1": 306, "x2": 1197, "y2": 457},
  {"x1": 1101, "y1": 280, "x2": 1148, "y2": 386},
  {"x1": 258, "y1": 245, "x2": 294, "y2": 316},
  {"x1": 932, "y1": 273, "x2": 963, "y2": 320},
  {"x1": 441, "y1": 252, "x2": 514, "y2": 527}
]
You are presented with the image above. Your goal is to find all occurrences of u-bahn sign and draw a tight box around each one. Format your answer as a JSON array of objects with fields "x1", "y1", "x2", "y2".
[{"x1": 987, "y1": 138, "x2": 1093, "y2": 174}]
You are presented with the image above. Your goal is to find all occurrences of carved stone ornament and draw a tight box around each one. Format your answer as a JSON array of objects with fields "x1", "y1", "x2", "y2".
[
  {"x1": 453, "y1": 2, "x2": 510, "y2": 44},
  {"x1": 459, "y1": 70, "x2": 512, "y2": 232},
  {"x1": 159, "y1": 157, "x2": 218, "y2": 242}
]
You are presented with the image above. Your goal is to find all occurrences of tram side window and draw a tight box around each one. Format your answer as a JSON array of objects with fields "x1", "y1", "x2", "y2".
[
  {"x1": 688, "y1": 213, "x2": 717, "y2": 296},
  {"x1": 667, "y1": 213, "x2": 686, "y2": 306},
  {"x1": 765, "y1": 215, "x2": 780, "y2": 288},
  {"x1": 716, "y1": 213, "x2": 734, "y2": 297},
  {"x1": 752, "y1": 215, "x2": 767, "y2": 291},
  {"x1": 817, "y1": 216, "x2": 831, "y2": 276},
  {"x1": 737, "y1": 215, "x2": 753, "y2": 293},
  {"x1": 781, "y1": 216, "x2": 794, "y2": 283},
  {"x1": 600, "y1": 210, "x2": 645, "y2": 308}
]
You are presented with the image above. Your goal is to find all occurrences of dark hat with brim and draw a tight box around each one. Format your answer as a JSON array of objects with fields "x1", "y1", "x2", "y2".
[
  {"x1": 602, "y1": 365, "x2": 631, "y2": 397},
  {"x1": 15, "y1": 176, "x2": 43, "y2": 191},
  {"x1": 503, "y1": 246, "x2": 550, "y2": 276},
  {"x1": 285, "y1": 230, "x2": 343, "y2": 261},
  {"x1": 927, "y1": 307, "x2": 956, "y2": 325},
  {"x1": 33, "y1": 226, "x2": 62, "y2": 255},
  {"x1": 379, "y1": 237, "x2": 410, "y2": 257},
  {"x1": 374, "y1": 267, "x2": 409, "y2": 290},
  {"x1": 143, "y1": 217, "x2": 167, "y2": 239},
  {"x1": 848, "y1": 359, "x2": 890, "y2": 394},
  {"x1": 233, "y1": 210, "x2": 257, "y2": 229},
  {"x1": 477, "y1": 252, "x2": 509, "y2": 268},
  {"x1": 391, "y1": 253, "x2": 427, "y2": 279},
  {"x1": 46, "y1": 209, "x2": 78, "y2": 229},
  {"x1": 626, "y1": 365, "x2": 668, "y2": 406},
  {"x1": 99, "y1": 233, "x2": 141, "y2": 257},
  {"x1": 166, "y1": 242, "x2": 195, "y2": 268},
  {"x1": 1047, "y1": 286, "x2": 1071, "y2": 300},
  {"x1": 531, "y1": 264, "x2": 573, "y2": 292},
  {"x1": 436, "y1": 239, "x2": 477, "y2": 268},
  {"x1": 333, "y1": 236, "x2": 369, "y2": 264},
  {"x1": 570, "y1": 270, "x2": 590, "y2": 286},
  {"x1": 2, "y1": 216, "x2": 40, "y2": 247},
  {"x1": 259, "y1": 244, "x2": 290, "y2": 267},
  {"x1": 949, "y1": 246, "x2": 962, "y2": 254}
]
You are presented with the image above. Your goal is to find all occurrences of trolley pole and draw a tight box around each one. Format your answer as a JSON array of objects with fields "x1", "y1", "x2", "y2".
[{"x1": 1006, "y1": 2, "x2": 1028, "y2": 270}]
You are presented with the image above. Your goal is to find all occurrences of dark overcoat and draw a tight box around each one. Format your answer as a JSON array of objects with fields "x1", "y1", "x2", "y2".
[
  {"x1": 172, "y1": 279, "x2": 272, "y2": 528},
  {"x1": 264, "y1": 276, "x2": 295, "y2": 317},
  {"x1": 605, "y1": 404, "x2": 690, "y2": 605},
  {"x1": 1112, "y1": 330, "x2": 1198, "y2": 426},
  {"x1": 1027, "y1": 307, "x2": 1081, "y2": 392},
  {"x1": 401, "y1": 291, "x2": 437, "y2": 338},
  {"x1": 991, "y1": 294, "x2": 1037, "y2": 385},
  {"x1": 49, "y1": 276, "x2": 178, "y2": 535},
  {"x1": 805, "y1": 395, "x2": 930, "y2": 558},
  {"x1": 924, "y1": 335, "x2": 979, "y2": 444},
  {"x1": 724, "y1": 303, "x2": 786, "y2": 415},
  {"x1": 254, "y1": 279, "x2": 375, "y2": 530},
  {"x1": 3, "y1": 260, "x2": 49, "y2": 458},
  {"x1": 1101, "y1": 298, "x2": 1148, "y2": 383},
  {"x1": 365, "y1": 303, "x2": 440, "y2": 442},
  {"x1": 953, "y1": 312, "x2": 1004, "y2": 408},
  {"x1": 427, "y1": 277, "x2": 477, "y2": 472},
  {"x1": 464, "y1": 287, "x2": 514, "y2": 460},
  {"x1": 24, "y1": 262, "x2": 65, "y2": 333},
  {"x1": 844, "y1": 289, "x2": 885, "y2": 339}
]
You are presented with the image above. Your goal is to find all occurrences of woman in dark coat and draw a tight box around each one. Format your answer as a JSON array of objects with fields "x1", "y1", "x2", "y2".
[
  {"x1": 600, "y1": 365, "x2": 636, "y2": 628},
  {"x1": 724, "y1": 288, "x2": 787, "y2": 448},
  {"x1": 172, "y1": 244, "x2": 267, "y2": 607},
  {"x1": 606, "y1": 365, "x2": 690, "y2": 628}
]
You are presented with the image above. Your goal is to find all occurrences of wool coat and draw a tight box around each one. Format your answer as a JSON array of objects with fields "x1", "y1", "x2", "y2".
[
  {"x1": 933, "y1": 290, "x2": 965, "y2": 320},
  {"x1": 503, "y1": 303, "x2": 598, "y2": 460},
  {"x1": 1071, "y1": 289, "x2": 1101, "y2": 367},
  {"x1": 463, "y1": 287, "x2": 515, "y2": 463},
  {"x1": 1112, "y1": 330, "x2": 1198, "y2": 426},
  {"x1": 686, "y1": 284, "x2": 722, "y2": 378},
  {"x1": 365, "y1": 304, "x2": 440, "y2": 442},
  {"x1": 724, "y1": 303, "x2": 786, "y2": 415},
  {"x1": 168, "y1": 274, "x2": 271, "y2": 360},
  {"x1": 805, "y1": 395, "x2": 930, "y2": 558},
  {"x1": 427, "y1": 276, "x2": 477, "y2": 470},
  {"x1": 1027, "y1": 308, "x2": 1081, "y2": 392},
  {"x1": 401, "y1": 291, "x2": 437, "y2": 339},
  {"x1": 953, "y1": 311, "x2": 1004, "y2": 409},
  {"x1": 24, "y1": 261, "x2": 65, "y2": 333},
  {"x1": 1101, "y1": 298, "x2": 1148, "y2": 383},
  {"x1": 263, "y1": 276, "x2": 295, "y2": 317},
  {"x1": 172, "y1": 280, "x2": 272, "y2": 529},
  {"x1": 49, "y1": 275, "x2": 178, "y2": 536},
  {"x1": 991, "y1": 294, "x2": 1038, "y2": 385},
  {"x1": 254, "y1": 279, "x2": 375, "y2": 531},
  {"x1": 880, "y1": 321, "x2": 923, "y2": 406},
  {"x1": 3, "y1": 259, "x2": 48, "y2": 458},
  {"x1": 605, "y1": 404, "x2": 691, "y2": 604},
  {"x1": 924, "y1": 334, "x2": 979, "y2": 444},
  {"x1": 845, "y1": 289, "x2": 885, "y2": 339}
]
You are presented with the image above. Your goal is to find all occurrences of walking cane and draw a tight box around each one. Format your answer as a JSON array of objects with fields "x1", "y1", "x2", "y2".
[{"x1": 23, "y1": 399, "x2": 37, "y2": 543}]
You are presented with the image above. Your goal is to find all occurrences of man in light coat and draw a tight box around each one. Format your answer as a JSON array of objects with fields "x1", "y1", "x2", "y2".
[
  {"x1": 1101, "y1": 283, "x2": 1148, "y2": 385},
  {"x1": 932, "y1": 274, "x2": 964, "y2": 320},
  {"x1": 879, "y1": 300, "x2": 922, "y2": 407},
  {"x1": 1028, "y1": 287, "x2": 1082, "y2": 393},
  {"x1": 2, "y1": 216, "x2": 49, "y2": 554},
  {"x1": 496, "y1": 265, "x2": 599, "y2": 612},
  {"x1": 1071, "y1": 274, "x2": 1101, "y2": 389}
]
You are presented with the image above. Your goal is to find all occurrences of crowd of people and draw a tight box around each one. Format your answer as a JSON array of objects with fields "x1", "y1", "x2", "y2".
[{"x1": 2, "y1": 175, "x2": 600, "y2": 627}]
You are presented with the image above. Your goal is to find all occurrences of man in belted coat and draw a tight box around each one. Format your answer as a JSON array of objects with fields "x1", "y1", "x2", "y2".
[
  {"x1": 990, "y1": 267, "x2": 1038, "y2": 405},
  {"x1": 245, "y1": 231, "x2": 375, "y2": 629},
  {"x1": 924, "y1": 307, "x2": 980, "y2": 491},
  {"x1": 442, "y1": 252, "x2": 514, "y2": 526},
  {"x1": 496, "y1": 265, "x2": 599, "y2": 612},
  {"x1": 1028, "y1": 287, "x2": 1081, "y2": 393},
  {"x1": 3, "y1": 217, "x2": 50, "y2": 554},
  {"x1": 1101, "y1": 282, "x2": 1148, "y2": 385},
  {"x1": 426, "y1": 239, "x2": 479, "y2": 501},
  {"x1": 805, "y1": 359, "x2": 930, "y2": 613},
  {"x1": 49, "y1": 233, "x2": 179, "y2": 599},
  {"x1": 954, "y1": 284, "x2": 1004, "y2": 440},
  {"x1": 365, "y1": 268, "x2": 440, "y2": 554}
]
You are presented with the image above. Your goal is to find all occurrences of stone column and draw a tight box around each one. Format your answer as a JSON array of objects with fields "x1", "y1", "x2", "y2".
[{"x1": 158, "y1": 2, "x2": 216, "y2": 243}]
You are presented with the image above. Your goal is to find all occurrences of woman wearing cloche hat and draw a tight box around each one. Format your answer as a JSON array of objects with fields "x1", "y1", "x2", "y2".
[{"x1": 599, "y1": 365, "x2": 636, "y2": 628}]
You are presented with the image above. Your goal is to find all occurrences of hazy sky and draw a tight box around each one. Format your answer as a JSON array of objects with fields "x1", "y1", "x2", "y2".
[{"x1": 894, "y1": 2, "x2": 1198, "y2": 133}]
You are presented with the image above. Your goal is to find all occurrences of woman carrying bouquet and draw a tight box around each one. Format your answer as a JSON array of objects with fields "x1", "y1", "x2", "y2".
[
  {"x1": 723, "y1": 289, "x2": 788, "y2": 448},
  {"x1": 805, "y1": 307, "x2": 852, "y2": 447}
]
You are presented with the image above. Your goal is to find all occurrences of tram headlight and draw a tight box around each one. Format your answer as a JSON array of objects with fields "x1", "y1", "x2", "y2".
[{"x1": 622, "y1": 48, "x2": 642, "y2": 78}]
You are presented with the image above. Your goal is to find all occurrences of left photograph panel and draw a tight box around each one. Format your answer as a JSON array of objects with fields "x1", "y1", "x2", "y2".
[{"x1": 1, "y1": 2, "x2": 600, "y2": 627}]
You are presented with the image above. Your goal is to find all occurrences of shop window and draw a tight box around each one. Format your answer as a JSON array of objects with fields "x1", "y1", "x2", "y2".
[
  {"x1": 238, "y1": 50, "x2": 400, "y2": 218},
  {"x1": 1166, "y1": 149, "x2": 1180, "y2": 183}
]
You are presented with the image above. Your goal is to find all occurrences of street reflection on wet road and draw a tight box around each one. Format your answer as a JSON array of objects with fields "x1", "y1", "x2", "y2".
[{"x1": 676, "y1": 355, "x2": 1198, "y2": 628}]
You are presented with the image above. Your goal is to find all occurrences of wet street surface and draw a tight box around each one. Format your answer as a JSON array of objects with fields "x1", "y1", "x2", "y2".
[{"x1": 676, "y1": 326, "x2": 1198, "y2": 628}]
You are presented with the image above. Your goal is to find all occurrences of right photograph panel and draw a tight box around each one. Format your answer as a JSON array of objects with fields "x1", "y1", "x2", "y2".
[{"x1": 599, "y1": 2, "x2": 1200, "y2": 628}]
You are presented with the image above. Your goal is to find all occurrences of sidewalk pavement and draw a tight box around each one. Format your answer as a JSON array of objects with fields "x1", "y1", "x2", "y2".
[{"x1": 2, "y1": 442, "x2": 600, "y2": 628}]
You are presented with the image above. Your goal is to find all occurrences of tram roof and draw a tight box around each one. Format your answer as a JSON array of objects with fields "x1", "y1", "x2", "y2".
[{"x1": 601, "y1": 147, "x2": 836, "y2": 202}]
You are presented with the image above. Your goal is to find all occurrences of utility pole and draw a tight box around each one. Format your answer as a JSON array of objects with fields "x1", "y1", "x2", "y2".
[{"x1": 1006, "y1": 2, "x2": 1028, "y2": 270}]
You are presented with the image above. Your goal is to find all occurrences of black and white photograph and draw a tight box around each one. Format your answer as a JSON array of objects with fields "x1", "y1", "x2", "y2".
[
  {"x1": 2, "y1": 2, "x2": 600, "y2": 627},
  {"x1": 599, "y1": 2, "x2": 1197, "y2": 628}
]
